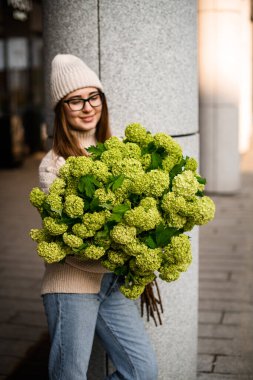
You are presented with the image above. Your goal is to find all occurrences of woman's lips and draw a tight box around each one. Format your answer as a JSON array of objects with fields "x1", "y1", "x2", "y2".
[{"x1": 81, "y1": 116, "x2": 94, "y2": 122}]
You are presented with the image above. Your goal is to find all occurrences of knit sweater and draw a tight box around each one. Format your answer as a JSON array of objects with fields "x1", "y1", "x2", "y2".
[{"x1": 39, "y1": 128, "x2": 109, "y2": 295}]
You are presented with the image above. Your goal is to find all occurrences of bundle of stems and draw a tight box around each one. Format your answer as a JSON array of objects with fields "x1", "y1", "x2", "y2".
[{"x1": 141, "y1": 279, "x2": 163, "y2": 326}]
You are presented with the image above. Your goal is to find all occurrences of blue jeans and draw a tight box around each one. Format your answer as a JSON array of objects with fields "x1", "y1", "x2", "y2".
[{"x1": 43, "y1": 273, "x2": 158, "y2": 380}]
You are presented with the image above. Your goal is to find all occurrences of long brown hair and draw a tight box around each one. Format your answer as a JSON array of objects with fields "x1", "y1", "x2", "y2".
[{"x1": 52, "y1": 92, "x2": 111, "y2": 159}]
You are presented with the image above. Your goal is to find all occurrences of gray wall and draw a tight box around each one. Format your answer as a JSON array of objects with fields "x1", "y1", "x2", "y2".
[{"x1": 43, "y1": 1, "x2": 198, "y2": 379}]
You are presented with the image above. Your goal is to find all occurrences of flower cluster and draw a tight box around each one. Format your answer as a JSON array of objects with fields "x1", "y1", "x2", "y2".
[{"x1": 29, "y1": 123, "x2": 215, "y2": 300}]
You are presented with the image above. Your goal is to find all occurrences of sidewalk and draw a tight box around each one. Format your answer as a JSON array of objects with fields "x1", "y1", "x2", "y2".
[
  {"x1": 197, "y1": 140, "x2": 253, "y2": 380},
  {"x1": 0, "y1": 144, "x2": 253, "y2": 379}
]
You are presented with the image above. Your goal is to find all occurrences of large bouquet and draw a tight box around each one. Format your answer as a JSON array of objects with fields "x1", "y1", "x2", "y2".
[{"x1": 30, "y1": 124, "x2": 215, "y2": 323}]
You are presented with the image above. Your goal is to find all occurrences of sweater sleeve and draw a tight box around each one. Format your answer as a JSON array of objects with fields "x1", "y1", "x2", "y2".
[{"x1": 39, "y1": 150, "x2": 66, "y2": 193}]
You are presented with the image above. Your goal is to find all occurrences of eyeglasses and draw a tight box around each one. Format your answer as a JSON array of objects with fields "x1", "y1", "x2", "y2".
[{"x1": 63, "y1": 93, "x2": 104, "y2": 111}]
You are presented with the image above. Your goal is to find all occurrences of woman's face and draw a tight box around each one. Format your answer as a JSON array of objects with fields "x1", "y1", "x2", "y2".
[{"x1": 63, "y1": 87, "x2": 103, "y2": 132}]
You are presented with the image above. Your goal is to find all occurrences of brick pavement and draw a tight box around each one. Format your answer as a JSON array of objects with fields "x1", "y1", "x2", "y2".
[
  {"x1": 197, "y1": 139, "x2": 253, "y2": 380},
  {"x1": 0, "y1": 143, "x2": 253, "y2": 379}
]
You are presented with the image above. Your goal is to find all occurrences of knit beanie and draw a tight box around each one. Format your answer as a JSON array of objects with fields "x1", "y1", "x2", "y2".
[{"x1": 50, "y1": 54, "x2": 103, "y2": 108}]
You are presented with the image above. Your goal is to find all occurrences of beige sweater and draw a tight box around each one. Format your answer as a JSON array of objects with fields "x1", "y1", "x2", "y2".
[{"x1": 39, "y1": 129, "x2": 109, "y2": 295}]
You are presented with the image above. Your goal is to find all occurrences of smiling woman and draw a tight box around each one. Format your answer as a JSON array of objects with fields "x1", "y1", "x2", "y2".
[{"x1": 37, "y1": 54, "x2": 158, "y2": 380}]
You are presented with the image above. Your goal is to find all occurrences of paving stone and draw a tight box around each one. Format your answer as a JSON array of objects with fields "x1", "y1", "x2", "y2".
[
  {"x1": 197, "y1": 354, "x2": 214, "y2": 372},
  {"x1": 198, "y1": 338, "x2": 235, "y2": 355},
  {"x1": 222, "y1": 312, "x2": 252, "y2": 325},
  {"x1": 198, "y1": 324, "x2": 236, "y2": 339},
  {"x1": 198, "y1": 311, "x2": 223, "y2": 324},
  {"x1": 214, "y1": 355, "x2": 253, "y2": 374},
  {"x1": 198, "y1": 300, "x2": 253, "y2": 313},
  {"x1": 197, "y1": 374, "x2": 253, "y2": 380}
]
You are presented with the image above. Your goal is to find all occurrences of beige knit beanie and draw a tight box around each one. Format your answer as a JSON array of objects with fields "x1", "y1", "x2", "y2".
[{"x1": 50, "y1": 54, "x2": 103, "y2": 108}]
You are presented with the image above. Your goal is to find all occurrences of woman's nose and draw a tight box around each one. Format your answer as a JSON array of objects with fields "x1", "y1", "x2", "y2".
[{"x1": 82, "y1": 101, "x2": 93, "y2": 112}]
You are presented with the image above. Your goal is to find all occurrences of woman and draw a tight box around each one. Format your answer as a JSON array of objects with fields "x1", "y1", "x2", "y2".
[{"x1": 39, "y1": 54, "x2": 158, "y2": 380}]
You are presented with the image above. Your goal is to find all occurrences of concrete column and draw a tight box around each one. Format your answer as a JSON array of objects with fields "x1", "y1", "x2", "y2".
[
  {"x1": 43, "y1": 1, "x2": 198, "y2": 379},
  {"x1": 239, "y1": 0, "x2": 252, "y2": 153},
  {"x1": 198, "y1": 0, "x2": 241, "y2": 193}
]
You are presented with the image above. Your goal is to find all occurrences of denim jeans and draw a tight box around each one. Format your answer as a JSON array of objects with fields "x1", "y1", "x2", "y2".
[{"x1": 43, "y1": 273, "x2": 158, "y2": 380}]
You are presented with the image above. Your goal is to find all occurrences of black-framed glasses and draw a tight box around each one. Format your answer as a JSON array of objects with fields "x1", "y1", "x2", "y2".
[{"x1": 63, "y1": 92, "x2": 104, "y2": 111}]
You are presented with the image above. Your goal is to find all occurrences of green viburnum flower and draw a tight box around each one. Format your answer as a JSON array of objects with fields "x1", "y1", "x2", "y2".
[
  {"x1": 30, "y1": 228, "x2": 52, "y2": 243},
  {"x1": 43, "y1": 216, "x2": 68, "y2": 236},
  {"x1": 111, "y1": 158, "x2": 144, "y2": 180},
  {"x1": 104, "y1": 136, "x2": 126, "y2": 151},
  {"x1": 185, "y1": 157, "x2": 198, "y2": 172},
  {"x1": 94, "y1": 188, "x2": 117, "y2": 206},
  {"x1": 183, "y1": 218, "x2": 196, "y2": 232},
  {"x1": 163, "y1": 234, "x2": 192, "y2": 267},
  {"x1": 65, "y1": 177, "x2": 79, "y2": 196},
  {"x1": 83, "y1": 245, "x2": 105, "y2": 260},
  {"x1": 49, "y1": 178, "x2": 66, "y2": 195},
  {"x1": 72, "y1": 223, "x2": 96, "y2": 239},
  {"x1": 124, "y1": 142, "x2": 141, "y2": 159},
  {"x1": 144, "y1": 169, "x2": 169, "y2": 197},
  {"x1": 121, "y1": 239, "x2": 148, "y2": 257},
  {"x1": 64, "y1": 195, "x2": 84, "y2": 218},
  {"x1": 190, "y1": 196, "x2": 215, "y2": 225},
  {"x1": 154, "y1": 132, "x2": 182, "y2": 159},
  {"x1": 46, "y1": 193, "x2": 63, "y2": 215},
  {"x1": 37, "y1": 241, "x2": 70, "y2": 263},
  {"x1": 159, "y1": 264, "x2": 181, "y2": 282},
  {"x1": 161, "y1": 192, "x2": 187, "y2": 214},
  {"x1": 165, "y1": 211, "x2": 187, "y2": 229},
  {"x1": 140, "y1": 153, "x2": 152, "y2": 170},
  {"x1": 135, "y1": 248, "x2": 162, "y2": 272},
  {"x1": 63, "y1": 232, "x2": 83, "y2": 248},
  {"x1": 91, "y1": 161, "x2": 111, "y2": 183},
  {"x1": 100, "y1": 258, "x2": 118, "y2": 271},
  {"x1": 172, "y1": 170, "x2": 199, "y2": 200},
  {"x1": 107, "y1": 250, "x2": 129, "y2": 266},
  {"x1": 119, "y1": 284, "x2": 145, "y2": 300},
  {"x1": 101, "y1": 148, "x2": 124, "y2": 168},
  {"x1": 128, "y1": 174, "x2": 149, "y2": 195},
  {"x1": 110, "y1": 224, "x2": 137, "y2": 245},
  {"x1": 30, "y1": 187, "x2": 46, "y2": 208},
  {"x1": 82, "y1": 211, "x2": 110, "y2": 231},
  {"x1": 124, "y1": 203, "x2": 162, "y2": 232},
  {"x1": 124, "y1": 123, "x2": 147, "y2": 144},
  {"x1": 162, "y1": 155, "x2": 181, "y2": 173},
  {"x1": 68, "y1": 156, "x2": 93, "y2": 177},
  {"x1": 132, "y1": 273, "x2": 156, "y2": 286}
]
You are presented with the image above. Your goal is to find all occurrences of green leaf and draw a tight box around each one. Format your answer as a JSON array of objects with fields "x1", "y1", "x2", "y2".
[
  {"x1": 60, "y1": 214, "x2": 81, "y2": 225},
  {"x1": 145, "y1": 235, "x2": 157, "y2": 249},
  {"x1": 112, "y1": 174, "x2": 125, "y2": 191},
  {"x1": 148, "y1": 151, "x2": 163, "y2": 170},
  {"x1": 109, "y1": 213, "x2": 124, "y2": 223},
  {"x1": 196, "y1": 175, "x2": 206, "y2": 185},
  {"x1": 95, "y1": 225, "x2": 110, "y2": 239},
  {"x1": 112, "y1": 204, "x2": 131, "y2": 214},
  {"x1": 141, "y1": 141, "x2": 157, "y2": 155},
  {"x1": 78, "y1": 175, "x2": 100, "y2": 198},
  {"x1": 86, "y1": 143, "x2": 106, "y2": 159},
  {"x1": 109, "y1": 203, "x2": 131, "y2": 223},
  {"x1": 114, "y1": 265, "x2": 128, "y2": 276},
  {"x1": 89, "y1": 197, "x2": 100, "y2": 211},
  {"x1": 196, "y1": 190, "x2": 204, "y2": 197},
  {"x1": 72, "y1": 242, "x2": 88, "y2": 253},
  {"x1": 155, "y1": 224, "x2": 181, "y2": 247},
  {"x1": 107, "y1": 174, "x2": 125, "y2": 192},
  {"x1": 169, "y1": 157, "x2": 186, "y2": 189}
]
